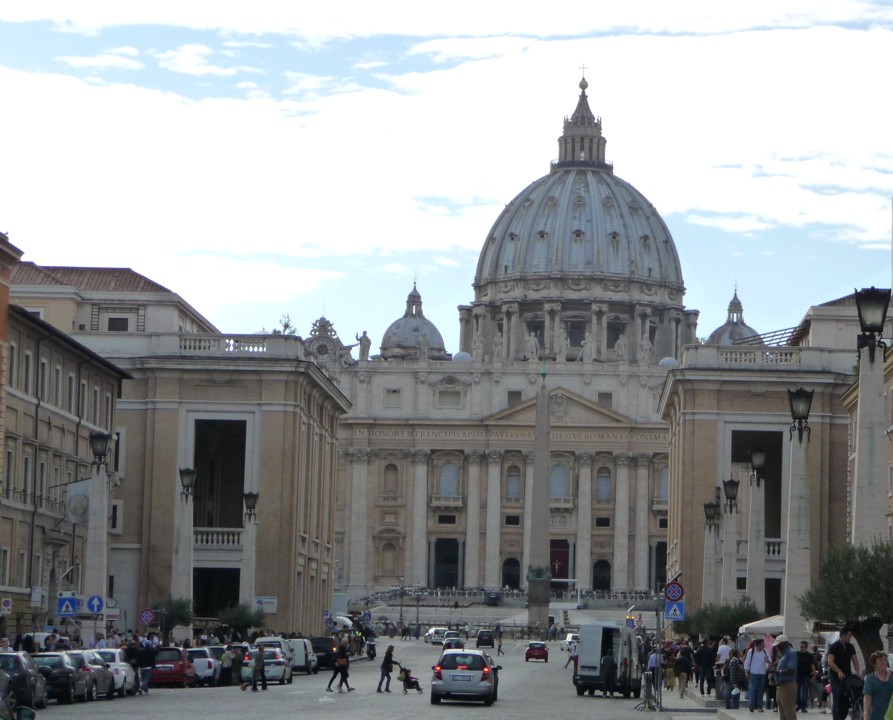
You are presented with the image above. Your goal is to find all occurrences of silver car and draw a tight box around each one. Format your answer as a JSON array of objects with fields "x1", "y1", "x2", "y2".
[{"x1": 430, "y1": 649, "x2": 501, "y2": 706}]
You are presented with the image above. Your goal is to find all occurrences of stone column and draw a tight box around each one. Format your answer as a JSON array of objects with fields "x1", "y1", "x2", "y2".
[
  {"x1": 410, "y1": 450, "x2": 429, "y2": 587},
  {"x1": 612, "y1": 454, "x2": 630, "y2": 590},
  {"x1": 544, "y1": 302, "x2": 559, "y2": 355},
  {"x1": 592, "y1": 303, "x2": 608, "y2": 360},
  {"x1": 458, "y1": 306, "x2": 473, "y2": 354},
  {"x1": 852, "y1": 349, "x2": 888, "y2": 544},
  {"x1": 503, "y1": 302, "x2": 519, "y2": 360},
  {"x1": 783, "y1": 425, "x2": 810, "y2": 644},
  {"x1": 634, "y1": 454, "x2": 650, "y2": 590},
  {"x1": 745, "y1": 479, "x2": 766, "y2": 611},
  {"x1": 702, "y1": 522, "x2": 718, "y2": 605},
  {"x1": 719, "y1": 497, "x2": 738, "y2": 604},
  {"x1": 416, "y1": 373, "x2": 429, "y2": 417},
  {"x1": 464, "y1": 451, "x2": 483, "y2": 588},
  {"x1": 484, "y1": 451, "x2": 502, "y2": 587},
  {"x1": 575, "y1": 453, "x2": 593, "y2": 590},
  {"x1": 347, "y1": 448, "x2": 371, "y2": 593},
  {"x1": 428, "y1": 540, "x2": 436, "y2": 588},
  {"x1": 457, "y1": 540, "x2": 465, "y2": 588},
  {"x1": 528, "y1": 381, "x2": 552, "y2": 633},
  {"x1": 522, "y1": 450, "x2": 535, "y2": 588}
]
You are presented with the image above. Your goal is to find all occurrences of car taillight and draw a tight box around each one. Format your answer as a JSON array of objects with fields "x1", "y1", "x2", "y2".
[
  {"x1": 433, "y1": 664, "x2": 442, "y2": 680},
  {"x1": 482, "y1": 665, "x2": 491, "y2": 680}
]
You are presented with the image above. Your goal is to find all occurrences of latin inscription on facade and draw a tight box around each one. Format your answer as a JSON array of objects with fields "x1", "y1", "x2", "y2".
[{"x1": 354, "y1": 427, "x2": 665, "y2": 443}]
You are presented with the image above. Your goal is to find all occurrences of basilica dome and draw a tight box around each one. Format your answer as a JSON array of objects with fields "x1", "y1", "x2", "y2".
[
  {"x1": 707, "y1": 291, "x2": 760, "y2": 345},
  {"x1": 381, "y1": 284, "x2": 449, "y2": 360},
  {"x1": 462, "y1": 78, "x2": 695, "y2": 364}
]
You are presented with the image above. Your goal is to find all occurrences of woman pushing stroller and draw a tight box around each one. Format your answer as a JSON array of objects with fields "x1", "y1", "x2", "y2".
[{"x1": 377, "y1": 645, "x2": 396, "y2": 692}]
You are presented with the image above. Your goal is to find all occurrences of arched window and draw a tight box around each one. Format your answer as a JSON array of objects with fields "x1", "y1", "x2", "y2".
[
  {"x1": 439, "y1": 462, "x2": 459, "y2": 497},
  {"x1": 550, "y1": 463, "x2": 569, "y2": 498},
  {"x1": 381, "y1": 542, "x2": 397, "y2": 575},
  {"x1": 502, "y1": 558, "x2": 521, "y2": 589},
  {"x1": 658, "y1": 467, "x2": 669, "y2": 501},
  {"x1": 383, "y1": 464, "x2": 399, "y2": 498},
  {"x1": 505, "y1": 465, "x2": 522, "y2": 501},
  {"x1": 593, "y1": 559, "x2": 612, "y2": 591},
  {"x1": 596, "y1": 467, "x2": 612, "y2": 502}
]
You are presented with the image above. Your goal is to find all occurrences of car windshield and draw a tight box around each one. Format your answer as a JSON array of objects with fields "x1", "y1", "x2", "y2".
[
  {"x1": 439, "y1": 654, "x2": 484, "y2": 670},
  {"x1": 96, "y1": 650, "x2": 116, "y2": 662},
  {"x1": 187, "y1": 649, "x2": 208, "y2": 659},
  {"x1": 0, "y1": 656, "x2": 18, "y2": 672},
  {"x1": 156, "y1": 649, "x2": 182, "y2": 662},
  {"x1": 68, "y1": 655, "x2": 87, "y2": 667},
  {"x1": 33, "y1": 656, "x2": 64, "y2": 668}
]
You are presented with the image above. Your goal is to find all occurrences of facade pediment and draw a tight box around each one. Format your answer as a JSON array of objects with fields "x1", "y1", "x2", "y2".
[{"x1": 484, "y1": 387, "x2": 636, "y2": 427}]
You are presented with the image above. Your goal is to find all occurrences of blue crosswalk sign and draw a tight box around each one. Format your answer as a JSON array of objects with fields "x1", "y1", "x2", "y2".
[
  {"x1": 665, "y1": 600, "x2": 685, "y2": 621},
  {"x1": 87, "y1": 595, "x2": 104, "y2": 614},
  {"x1": 58, "y1": 597, "x2": 77, "y2": 617}
]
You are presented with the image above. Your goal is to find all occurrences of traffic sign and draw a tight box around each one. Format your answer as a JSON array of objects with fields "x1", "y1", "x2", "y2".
[
  {"x1": 139, "y1": 608, "x2": 156, "y2": 625},
  {"x1": 86, "y1": 595, "x2": 104, "y2": 614},
  {"x1": 58, "y1": 597, "x2": 77, "y2": 617},
  {"x1": 322, "y1": 609, "x2": 331, "y2": 618},
  {"x1": 0, "y1": 598, "x2": 11, "y2": 615},
  {"x1": 665, "y1": 601, "x2": 686, "y2": 621},
  {"x1": 325, "y1": 618, "x2": 334, "y2": 629},
  {"x1": 362, "y1": 611, "x2": 372, "y2": 622},
  {"x1": 664, "y1": 581, "x2": 684, "y2": 602}
]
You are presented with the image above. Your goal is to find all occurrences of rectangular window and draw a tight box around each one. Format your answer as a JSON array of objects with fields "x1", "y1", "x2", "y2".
[
  {"x1": 597, "y1": 392, "x2": 613, "y2": 409},
  {"x1": 38, "y1": 359, "x2": 47, "y2": 400},
  {"x1": 17, "y1": 550, "x2": 26, "y2": 586},
  {"x1": 596, "y1": 475, "x2": 612, "y2": 501},
  {"x1": 38, "y1": 461, "x2": 46, "y2": 506},
  {"x1": 105, "y1": 393, "x2": 112, "y2": 428},
  {"x1": 504, "y1": 515, "x2": 521, "y2": 526},
  {"x1": 736, "y1": 577, "x2": 747, "y2": 591},
  {"x1": 505, "y1": 475, "x2": 521, "y2": 501},
  {"x1": 33, "y1": 554, "x2": 42, "y2": 586},
  {"x1": 0, "y1": 548, "x2": 8, "y2": 585},
  {"x1": 110, "y1": 500, "x2": 123, "y2": 535},
  {"x1": 8, "y1": 344, "x2": 16, "y2": 388},
  {"x1": 437, "y1": 514, "x2": 456, "y2": 525},
  {"x1": 507, "y1": 390, "x2": 523, "y2": 407},
  {"x1": 4, "y1": 443, "x2": 14, "y2": 500},
  {"x1": 79, "y1": 381, "x2": 87, "y2": 416},
  {"x1": 107, "y1": 317, "x2": 129, "y2": 332},
  {"x1": 659, "y1": 518, "x2": 668, "y2": 529},
  {"x1": 383, "y1": 389, "x2": 402, "y2": 408},
  {"x1": 54, "y1": 366, "x2": 62, "y2": 407},
  {"x1": 93, "y1": 387, "x2": 99, "y2": 423},
  {"x1": 595, "y1": 516, "x2": 611, "y2": 528},
  {"x1": 67, "y1": 374, "x2": 75, "y2": 414},
  {"x1": 23, "y1": 352, "x2": 32, "y2": 395},
  {"x1": 438, "y1": 390, "x2": 461, "y2": 408},
  {"x1": 22, "y1": 455, "x2": 31, "y2": 503}
]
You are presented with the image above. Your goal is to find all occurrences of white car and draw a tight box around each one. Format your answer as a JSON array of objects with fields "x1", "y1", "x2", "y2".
[
  {"x1": 94, "y1": 647, "x2": 137, "y2": 696},
  {"x1": 186, "y1": 647, "x2": 221, "y2": 687},
  {"x1": 424, "y1": 627, "x2": 448, "y2": 644},
  {"x1": 560, "y1": 633, "x2": 579, "y2": 651},
  {"x1": 240, "y1": 647, "x2": 293, "y2": 685}
]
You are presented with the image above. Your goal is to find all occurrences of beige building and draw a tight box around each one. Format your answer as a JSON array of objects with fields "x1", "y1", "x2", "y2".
[
  {"x1": 11, "y1": 262, "x2": 350, "y2": 635},
  {"x1": 0, "y1": 234, "x2": 130, "y2": 633},
  {"x1": 311, "y1": 78, "x2": 703, "y2": 599}
]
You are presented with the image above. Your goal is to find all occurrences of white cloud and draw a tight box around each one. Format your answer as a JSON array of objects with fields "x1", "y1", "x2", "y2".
[
  {"x1": 154, "y1": 44, "x2": 258, "y2": 76},
  {"x1": 56, "y1": 53, "x2": 144, "y2": 70},
  {"x1": 109, "y1": 46, "x2": 140, "y2": 56}
]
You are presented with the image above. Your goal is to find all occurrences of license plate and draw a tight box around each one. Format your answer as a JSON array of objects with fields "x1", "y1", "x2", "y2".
[
  {"x1": 451, "y1": 674, "x2": 473, "y2": 682},
  {"x1": 156, "y1": 665, "x2": 173, "y2": 671}
]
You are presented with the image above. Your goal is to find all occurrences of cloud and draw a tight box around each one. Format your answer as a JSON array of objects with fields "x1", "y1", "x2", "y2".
[
  {"x1": 154, "y1": 44, "x2": 258, "y2": 76},
  {"x1": 56, "y1": 53, "x2": 144, "y2": 70}
]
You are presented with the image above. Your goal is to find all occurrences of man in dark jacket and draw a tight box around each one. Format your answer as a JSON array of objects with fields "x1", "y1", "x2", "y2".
[
  {"x1": 137, "y1": 640, "x2": 157, "y2": 695},
  {"x1": 695, "y1": 640, "x2": 716, "y2": 696},
  {"x1": 600, "y1": 648, "x2": 617, "y2": 697}
]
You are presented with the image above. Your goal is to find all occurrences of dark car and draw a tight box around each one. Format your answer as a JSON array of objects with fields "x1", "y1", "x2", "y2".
[
  {"x1": 31, "y1": 653, "x2": 85, "y2": 704},
  {"x1": 475, "y1": 630, "x2": 495, "y2": 648},
  {"x1": 66, "y1": 650, "x2": 116, "y2": 700},
  {"x1": 0, "y1": 653, "x2": 47, "y2": 708},
  {"x1": 310, "y1": 637, "x2": 338, "y2": 670},
  {"x1": 150, "y1": 647, "x2": 195, "y2": 687}
]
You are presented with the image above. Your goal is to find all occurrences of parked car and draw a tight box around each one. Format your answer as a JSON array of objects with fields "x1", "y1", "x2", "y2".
[
  {"x1": 253, "y1": 637, "x2": 294, "y2": 668},
  {"x1": 94, "y1": 648, "x2": 137, "y2": 696},
  {"x1": 240, "y1": 648, "x2": 293, "y2": 685},
  {"x1": 430, "y1": 649, "x2": 501, "y2": 706},
  {"x1": 66, "y1": 650, "x2": 116, "y2": 700},
  {"x1": 150, "y1": 647, "x2": 195, "y2": 688},
  {"x1": 475, "y1": 630, "x2": 495, "y2": 648},
  {"x1": 186, "y1": 647, "x2": 221, "y2": 687},
  {"x1": 424, "y1": 627, "x2": 448, "y2": 645},
  {"x1": 310, "y1": 637, "x2": 338, "y2": 670},
  {"x1": 31, "y1": 653, "x2": 86, "y2": 704},
  {"x1": 288, "y1": 639, "x2": 318, "y2": 674},
  {"x1": 206, "y1": 645, "x2": 228, "y2": 662},
  {"x1": 0, "y1": 653, "x2": 47, "y2": 709},
  {"x1": 525, "y1": 641, "x2": 549, "y2": 662}
]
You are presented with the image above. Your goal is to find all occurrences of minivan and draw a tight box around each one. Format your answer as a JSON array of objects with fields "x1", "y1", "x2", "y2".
[
  {"x1": 573, "y1": 622, "x2": 642, "y2": 698},
  {"x1": 288, "y1": 638, "x2": 318, "y2": 674}
]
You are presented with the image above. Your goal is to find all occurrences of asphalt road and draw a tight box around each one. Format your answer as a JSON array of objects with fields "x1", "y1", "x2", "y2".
[{"x1": 28, "y1": 638, "x2": 677, "y2": 720}]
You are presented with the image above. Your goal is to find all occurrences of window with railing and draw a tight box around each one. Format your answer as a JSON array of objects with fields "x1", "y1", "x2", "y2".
[
  {"x1": 657, "y1": 467, "x2": 669, "y2": 502},
  {"x1": 439, "y1": 462, "x2": 459, "y2": 497},
  {"x1": 505, "y1": 465, "x2": 522, "y2": 501},
  {"x1": 596, "y1": 467, "x2": 612, "y2": 501},
  {"x1": 550, "y1": 463, "x2": 570, "y2": 498}
]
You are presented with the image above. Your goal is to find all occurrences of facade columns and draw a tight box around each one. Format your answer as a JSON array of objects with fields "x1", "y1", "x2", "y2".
[
  {"x1": 410, "y1": 450, "x2": 429, "y2": 587},
  {"x1": 634, "y1": 454, "x2": 650, "y2": 590},
  {"x1": 783, "y1": 426, "x2": 810, "y2": 644},
  {"x1": 522, "y1": 450, "x2": 535, "y2": 589},
  {"x1": 612, "y1": 453, "x2": 630, "y2": 590},
  {"x1": 592, "y1": 303, "x2": 608, "y2": 360},
  {"x1": 544, "y1": 302, "x2": 559, "y2": 355},
  {"x1": 702, "y1": 522, "x2": 718, "y2": 605},
  {"x1": 464, "y1": 451, "x2": 483, "y2": 588},
  {"x1": 745, "y1": 479, "x2": 766, "y2": 611},
  {"x1": 504, "y1": 302, "x2": 520, "y2": 360},
  {"x1": 347, "y1": 448, "x2": 371, "y2": 594},
  {"x1": 852, "y1": 347, "x2": 887, "y2": 544},
  {"x1": 575, "y1": 453, "x2": 593, "y2": 590},
  {"x1": 719, "y1": 495, "x2": 738, "y2": 604},
  {"x1": 484, "y1": 451, "x2": 502, "y2": 587}
]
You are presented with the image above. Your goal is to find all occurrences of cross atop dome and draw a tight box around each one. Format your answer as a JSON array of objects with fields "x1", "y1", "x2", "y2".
[{"x1": 556, "y1": 76, "x2": 610, "y2": 171}]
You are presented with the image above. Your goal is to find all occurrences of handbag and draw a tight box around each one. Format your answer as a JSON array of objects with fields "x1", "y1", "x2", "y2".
[{"x1": 337, "y1": 656, "x2": 348, "y2": 668}]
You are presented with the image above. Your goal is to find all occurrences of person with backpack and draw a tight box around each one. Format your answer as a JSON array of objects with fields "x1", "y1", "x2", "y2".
[{"x1": 744, "y1": 637, "x2": 770, "y2": 712}]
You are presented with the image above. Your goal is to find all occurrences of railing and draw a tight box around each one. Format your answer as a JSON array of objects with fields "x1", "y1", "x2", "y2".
[
  {"x1": 765, "y1": 538, "x2": 784, "y2": 556},
  {"x1": 378, "y1": 494, "x2": 404, "y2": 503},
  {"x1": 549, "y1": 497, "x2": 575, "y2": 512},
  {"x1": 429, "y1": 496, "x2": 464, "y2": 509},
  {"x1": 180, "y1": 334, "x2": 303, "y2": 358},
  {"x1": 193, "y1": 528, "x2": 243, "y2": 548}
]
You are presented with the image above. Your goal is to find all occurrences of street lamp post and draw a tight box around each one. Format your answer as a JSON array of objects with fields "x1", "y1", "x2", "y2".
[
  {"x1": 746, "y1": 447, "x2": 768, "y2": 611},
  {"x1": 783, "y1": 387, "x2": 814, "y2": 644},
  {"x1": 719, "y1": 475, "x2": 740, "y2": 603},
  {"x1": 84, "y1": 431, "x2": 112, "y2": 646},
  {"x1": 242, "y1": 491, "x2": 260, "y2": 606},
  {"x1": 702, "y1": 493, "x2": 720, "y2": 604},
  {"x1": 852, "y1": 286, "x2": 892, "y2": 544},
  {"x1": 171, "y1": 467, "x2": 196, "y2": 602}
]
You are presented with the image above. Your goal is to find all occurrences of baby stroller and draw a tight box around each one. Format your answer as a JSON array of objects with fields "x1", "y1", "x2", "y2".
[
  {"x1": 397, "y1": 662, "x2": 423, "y2": 694},
  {"x1": 843, "y1": 675, "x2": 864, "y2": 720}
]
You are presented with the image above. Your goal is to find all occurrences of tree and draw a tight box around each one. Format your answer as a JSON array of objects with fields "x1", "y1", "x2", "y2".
[
  {"x1": 674, "y1": 596, "x2": 761, "y2": 639},
  {"x1": 799, "y1": 540, "x2": 893, "y2": 668},
  {"x1": 152, "y1": 596, "x2": 193, "y2": 645},
  {"x1": 272, "y1": 313, "x2": 297, "y2": 336},
  {"x1": 218, "y1": 603, "x2": 266, "y2": 641}
]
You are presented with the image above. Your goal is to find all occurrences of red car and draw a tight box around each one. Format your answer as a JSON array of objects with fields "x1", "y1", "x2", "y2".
[
  {"x1": 525, "y1": 641, "x2": 549, "y2": 662},
  {"x1": 150, "y1": 647, "x2": 195, "y2": 687}
]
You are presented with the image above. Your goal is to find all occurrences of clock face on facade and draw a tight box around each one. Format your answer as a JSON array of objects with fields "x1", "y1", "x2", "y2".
[
  {"x1": 308, "y1": 336, "x2": 336, "y2": 359},
  {"x1": 67, "y1": 493, "x2": 89, "y2": 519}
]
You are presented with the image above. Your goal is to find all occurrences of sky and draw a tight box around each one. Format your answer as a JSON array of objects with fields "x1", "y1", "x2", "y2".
[{"x1": 1, "y1": 1, "x2": 892, "y2": 354}]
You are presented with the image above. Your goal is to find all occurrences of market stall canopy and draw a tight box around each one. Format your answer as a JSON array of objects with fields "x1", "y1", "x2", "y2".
[{"x1": 739, "y1": 615, "x2": 784, "y2": 635}]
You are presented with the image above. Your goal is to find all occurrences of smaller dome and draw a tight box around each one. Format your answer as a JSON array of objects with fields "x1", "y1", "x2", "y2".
[
  {"x1": 380, "y1": 284, "x2": 450, "y2": 360},
  {"x1": 659, "y1": 356, "x2": 679, "y2": 368},
  {"x1": 707, "y1": 290, "x2": 760, "y2": 345},
  {"x1": 452, "y1": 351, "x2": 472, "y2": 362}
]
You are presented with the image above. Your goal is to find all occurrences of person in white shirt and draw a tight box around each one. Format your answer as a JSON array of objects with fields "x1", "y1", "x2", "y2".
[{"x1": 744, "y1": 638, "x2": 770, "y2": 712}]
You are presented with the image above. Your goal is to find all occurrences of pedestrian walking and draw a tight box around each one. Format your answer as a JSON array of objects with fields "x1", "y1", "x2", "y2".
[
  {"x1": 863, "y1": 651, "x2": 893, "y2": 720},
  {"x1": 137, "y1": 640, "x2": 157, "y2": 695},
  {"x1": 497, "y1": 636, "x2": 504, "y2": 656},
  {"x1": 250, "y1": 650, "x2": 267, "y2": 692},
  {"x1": 377, "y1": 645, "x2": 396, "y2": 692}
]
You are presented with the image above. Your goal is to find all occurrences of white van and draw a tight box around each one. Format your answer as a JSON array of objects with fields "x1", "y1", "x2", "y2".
[
  {"x1": 289, "y1": 638, "x2": 318, "y2": 674},
  {"x1": 254, "y1": 636, "x2": 295, "y2": 667},
  {"x1": 573, "y1": 622, "x2": 642, "y2": 698}
]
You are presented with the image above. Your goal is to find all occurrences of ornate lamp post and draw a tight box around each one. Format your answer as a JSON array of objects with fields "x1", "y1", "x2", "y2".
[
  {"x1": 243, "y1": 491, "x2": 259, "y2": 521},
  {"x1": 85, "y1": 431, "x2": 112, "y2": 645},
  {"x1": 701, "y1": 490, "x2": 720, "y2": 604},
  {"x1": 719, "y1": 475, "x2": 740, "y2": 603},
  {"x1": 171, "y1": 467, "x2": 197, "y2": 601},
  {"x1": 746, "y1": 446, "x2": 769, "y2": 610}
]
